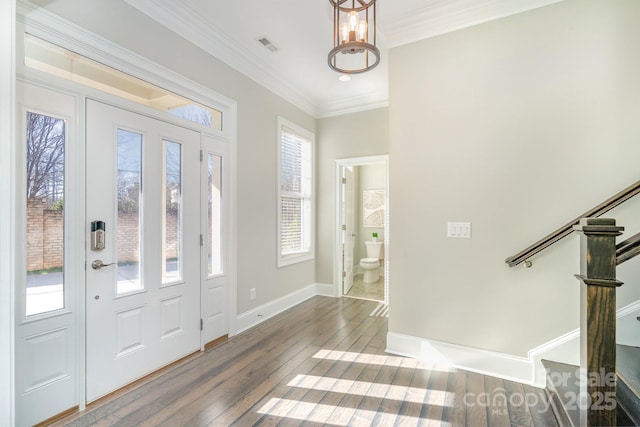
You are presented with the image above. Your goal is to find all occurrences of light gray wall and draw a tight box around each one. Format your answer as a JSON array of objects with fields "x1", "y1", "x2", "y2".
[
  {"x1": 316, "y1": 108, "x2": 388, "y2": 284},
  {"x1": 355, "y1": 164, "x2": 385, "y2": 264},
  {"x1": 389, "y1": 0, "x2": 640, "y2": 356},
  {"x1": 30, "y1": 0, "x2": 316, "y2": 314}
]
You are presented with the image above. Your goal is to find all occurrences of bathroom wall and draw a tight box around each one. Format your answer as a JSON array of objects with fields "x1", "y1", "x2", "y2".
[{"x1": 355, "y1": 163, "x2": 386, "y2": 267}]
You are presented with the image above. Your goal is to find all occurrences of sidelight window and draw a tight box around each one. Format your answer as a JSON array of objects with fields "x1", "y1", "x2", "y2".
[{"x1": 25, "y1": 111, "x2": 66, "y2": 316}]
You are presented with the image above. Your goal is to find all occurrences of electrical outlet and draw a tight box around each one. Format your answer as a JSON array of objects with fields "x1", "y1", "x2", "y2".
[{"x1": 250, "y1": 288, "x2": 256, "y2": 300}]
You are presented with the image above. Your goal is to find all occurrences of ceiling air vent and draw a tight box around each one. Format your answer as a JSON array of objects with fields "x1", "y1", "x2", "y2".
[{"x1": 257, "y1": 36, "x2": 279, "y2": 53}]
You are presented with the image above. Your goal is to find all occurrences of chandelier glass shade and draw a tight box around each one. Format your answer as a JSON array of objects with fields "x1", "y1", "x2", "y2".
[{"x1": 328, "y1": 0, "x2": 380, "y2": 74}]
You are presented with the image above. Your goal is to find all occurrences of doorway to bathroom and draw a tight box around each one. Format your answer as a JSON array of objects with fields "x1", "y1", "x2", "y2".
[{"x1": 335, "y1": 155, "x2": 389, "y2": 304}]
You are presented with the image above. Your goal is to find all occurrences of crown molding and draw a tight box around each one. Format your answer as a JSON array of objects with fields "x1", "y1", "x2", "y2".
[
  {"x1": 317, "y1": 98, "x2": 388, "y2": 119},
  {"x1": 383, "y1": 0, "x2": 565, "y2": 48},
  {"x1": 123, "y1": 0, "x2": 323, "y2": 117}
]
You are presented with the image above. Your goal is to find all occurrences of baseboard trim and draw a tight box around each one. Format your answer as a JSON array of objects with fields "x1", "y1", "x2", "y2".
[
  {"x1": 386, "y1": 332, "x2": 536, "y2": 386},
  {"x1": 617, "y1": 298, "x2": 640, "y2": 318},
  {"x1": 315, "y1": 282, "x2": 337, "y2": 297},
  {"x1": 235, "y1": 283, "x2": 336, "y2": 334},
  {"x1": 528, "y1": 298, "x2": 640, "y2": 384},
  {"x1": 385, "y1": 299, "x2": 640, "y2": 389}
]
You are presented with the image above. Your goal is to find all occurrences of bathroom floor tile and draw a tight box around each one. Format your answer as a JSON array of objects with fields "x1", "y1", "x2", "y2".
[{"x1": 346, "y1": 274, "x2": 384, "y2": 301}]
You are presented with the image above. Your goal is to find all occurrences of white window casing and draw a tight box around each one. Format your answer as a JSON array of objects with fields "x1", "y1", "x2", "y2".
[{"x1": 277, "y1": 117, "x2": 314, "y2": 267}]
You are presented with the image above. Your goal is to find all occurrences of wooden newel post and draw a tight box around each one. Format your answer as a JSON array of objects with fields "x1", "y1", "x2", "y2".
[{"x1": 574, "y1": 218, "x2": 624, "y2": 427}]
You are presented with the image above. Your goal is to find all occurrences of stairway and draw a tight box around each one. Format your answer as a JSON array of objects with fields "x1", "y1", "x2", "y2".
[
  {"x1": 543, "y1": 345, "x2": 640, "y2": 426},
  {"x1": 617, "y1": 345, "x2": 640, "y2": 425}
]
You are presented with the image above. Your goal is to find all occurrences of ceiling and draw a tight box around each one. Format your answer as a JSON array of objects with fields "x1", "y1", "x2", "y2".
[{"x1": 123, "y1": 0, "x2": 562, "y2": 118}]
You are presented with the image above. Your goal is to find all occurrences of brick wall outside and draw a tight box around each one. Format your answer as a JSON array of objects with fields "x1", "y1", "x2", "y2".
[
  {"x1": 43, "y1": 209, "x2": 64, "y2": 269},
  {"x1": 26, "y1": 200, "x2": 46, "y2": 271},
  {"x1": 27, "y1": 202, "x2": 179, "y2": 271},
  {"x1": 165, "y1": 210, "x2": 179, "y2": 259},
  {"x1": 117, "y1": 211, "x2": 179, "y2": 263},
  {"x1": 116, "y1": 212, "x2": 140, "y2": 264}
]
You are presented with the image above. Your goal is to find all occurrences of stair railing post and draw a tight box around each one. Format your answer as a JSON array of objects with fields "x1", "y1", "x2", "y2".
[{"x1": 574, "y1": 218, "x2": 624, "y2": 427}]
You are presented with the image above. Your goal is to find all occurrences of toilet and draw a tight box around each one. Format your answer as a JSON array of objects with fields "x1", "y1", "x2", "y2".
[{"x1": 360, "y1": 241, "x2": 383, "y2": 283}]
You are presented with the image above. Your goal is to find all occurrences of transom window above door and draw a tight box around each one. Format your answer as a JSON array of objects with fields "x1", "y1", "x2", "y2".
[{"x1": 24, "y1": 34, "x2": 222, "y2": 130}]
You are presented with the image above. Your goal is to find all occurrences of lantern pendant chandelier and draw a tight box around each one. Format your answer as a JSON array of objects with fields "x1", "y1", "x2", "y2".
[{"x1": 328, "y1": 0, "x2": 380, "y2": 74}]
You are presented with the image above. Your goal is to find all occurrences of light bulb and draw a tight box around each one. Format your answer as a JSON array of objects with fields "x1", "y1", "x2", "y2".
[
  {"x1": 348, "y1": 11, "x2": 359, "y2": 32},
  {"x1": 358, "y1": 20, "x2": 367, "y2": 42},
  {"x1": 341, "y1": 22, "x2": 349, "y2": 43}
]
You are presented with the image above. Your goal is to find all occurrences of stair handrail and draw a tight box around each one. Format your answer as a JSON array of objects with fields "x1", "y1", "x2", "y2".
[
  {"x1": 616, "y1": 231, "x2": 640, "y2": 265},
  {"x1": 505, "y1": 179, "x2": 640, "y2": 267}
]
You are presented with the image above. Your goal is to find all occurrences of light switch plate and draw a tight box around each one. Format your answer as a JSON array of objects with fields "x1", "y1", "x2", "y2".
[{"x1": 447, "y1": 222, "x2": 471, "y2": 238}]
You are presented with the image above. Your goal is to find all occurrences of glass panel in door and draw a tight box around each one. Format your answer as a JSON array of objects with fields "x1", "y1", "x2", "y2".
[
  {"x1": 116, "y1": 129, "x2": 143, "y2": 295},
  {"x1": 207, "y1": 153, "x2": 222, "y2": 276},
  {"x1": 163, "y1": 140, "x2": 182, "y2": 284},
  {"x1": 25, "y1": 111, "x2": 65, "y2": 316}
]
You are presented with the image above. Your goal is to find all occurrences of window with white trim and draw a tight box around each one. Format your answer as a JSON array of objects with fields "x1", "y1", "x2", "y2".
[{"x1": 277, "y1": 117, "x2": 314, "y2": 267}]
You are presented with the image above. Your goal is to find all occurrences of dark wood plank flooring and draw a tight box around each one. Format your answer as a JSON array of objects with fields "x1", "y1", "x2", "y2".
[{"x1": 52, "y1": 296, "x2": 558, "y2": 426}]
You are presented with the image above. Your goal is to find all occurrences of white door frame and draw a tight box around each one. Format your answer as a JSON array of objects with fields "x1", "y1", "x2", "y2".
[
  {"x1": 1, "y1": 1, "x2": 16, "y2": 425},
  {"x1": 334, "y1": 155, "x2": 389, "y2": 304},
  {"x1": 342, "y1": 166, "x2": 355, "y2": 295},
  {"x1": 15, "y1": 5, "x2": 238, "y2": 420}
]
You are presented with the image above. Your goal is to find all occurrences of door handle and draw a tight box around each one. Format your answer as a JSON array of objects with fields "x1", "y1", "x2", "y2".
[{"x1": 91, "y1": 260, "x2": 115, "y2": 270}]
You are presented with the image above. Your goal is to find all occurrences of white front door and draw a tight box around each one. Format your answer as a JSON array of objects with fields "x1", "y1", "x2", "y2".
[
  {"x1": 342, "y1": 166, "x2": 355, "y2": 295},
  {"x1": 85, "y1": 100, "x2": 201, "y2": 401}
]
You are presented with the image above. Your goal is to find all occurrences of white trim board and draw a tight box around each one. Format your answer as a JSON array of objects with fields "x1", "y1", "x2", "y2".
[
  {"x1": 386, "y1": 332, "x2": 537, "y2": 386},
  {"x1": 0, "y1": 0, "x2": 16, "y2": 424},
  {"x1": 529, "y1": 298, "x2": 640, "y2": 364},
  {"x1": 387, "y1": 298, "x2": 640, "y2": 389},
  {"x1": 235, "y1": 283, "x2": 336, "y2": 334}
]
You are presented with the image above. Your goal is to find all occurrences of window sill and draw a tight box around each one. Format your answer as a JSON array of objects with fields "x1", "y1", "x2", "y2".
[{"x1": 278, "y1": 252, "x2": 314, "y2": 268}]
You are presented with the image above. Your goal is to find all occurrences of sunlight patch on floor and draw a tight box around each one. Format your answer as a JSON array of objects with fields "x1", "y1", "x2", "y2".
[
  {"x1": 257, "y1": 397, "x2": 449, "y2": 426},
  {"x1": 287, "y1": 374, "x2": 453, "y2": 406},
  {"x1": 369, "y1": 302, "x2": 388, "y2": 317},
  {"x1": 312, "y1": 349, "x2": 449, "y2": 372}
]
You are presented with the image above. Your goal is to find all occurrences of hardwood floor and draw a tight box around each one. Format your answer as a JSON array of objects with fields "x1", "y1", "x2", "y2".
[{"x1": 52, "y1": 296, "x2": 558, "y2": 426}]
